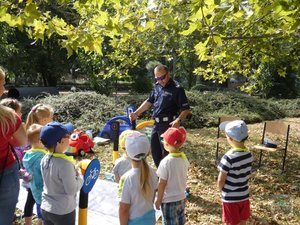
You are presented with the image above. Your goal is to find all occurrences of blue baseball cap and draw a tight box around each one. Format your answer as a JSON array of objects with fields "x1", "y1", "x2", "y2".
[
  {"x1": 219, "y1": 120, "x2": 248, "y2": 142},
  {"x1": 40, "y1": 122, "x2": 74, "y2": 148}
]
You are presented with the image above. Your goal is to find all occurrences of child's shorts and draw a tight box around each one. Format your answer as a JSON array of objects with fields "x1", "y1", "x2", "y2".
[
  {"x1": 161, "y1": 199, "x2": 185, "y2": 225},
  {"x1": 222, "y1": 199, "x2": 250, "y2": 225}
]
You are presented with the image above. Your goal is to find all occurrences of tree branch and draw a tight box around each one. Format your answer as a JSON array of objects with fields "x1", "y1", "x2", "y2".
[{"x1": 223, "y1": 32, "x2": 283, "y2": 40}]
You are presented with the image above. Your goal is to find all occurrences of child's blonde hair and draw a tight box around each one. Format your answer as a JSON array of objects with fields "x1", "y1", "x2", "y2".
[
  {"x1": 119, "y1": 130, "x2": 139, "y2": 150},
  {"x1": 125, "y1": 132, "x2": 152, "y2": 202},
  {"x1": 0, "y1": 98, "x2": 22, "y2": 112},
  {"x1": 140, "y1": 159, "x2": 151, "y2": 202},
  {"x1": 0, "y1": 68, "x2": 17, "y2": 135},
  {"x1": 25, "y1": 104, "x2": 53, "y2": 130},
  {"x1": 27, "y1": 124, "x2": 43, "y2": 144}
]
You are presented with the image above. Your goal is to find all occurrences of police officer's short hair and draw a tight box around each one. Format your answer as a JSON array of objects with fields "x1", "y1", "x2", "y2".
[{"x1": 155, "y1": 64, "x2": 169, "y2": 73}]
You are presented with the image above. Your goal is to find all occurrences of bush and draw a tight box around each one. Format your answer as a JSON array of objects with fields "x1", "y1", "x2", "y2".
[
  {"x1": 190, "y1": 84, "x2": 220, "y2": 92},
  {"x1": 21, "y1": 91, "x2": 300, "y2": 132},
  {"x1": 131, "y1": 74, "x2": 153, "y2": 94},
  {"x1": 22, "y1": 92, "x2": 128, "y2": 135},
  {"x1": 184, "y1": 91, "x2": 292, "y2": 128}
]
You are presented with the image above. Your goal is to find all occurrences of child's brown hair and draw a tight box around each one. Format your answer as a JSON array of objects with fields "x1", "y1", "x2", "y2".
[
  {"x1": 0, "y1": 68, "x2": 17, "y2": 134},
  {"x1": 0, "y1": 98, "x2": 22, "y2": 112},
  {"x1": 27, "y1": 124, "x2": 43, "y2": 145}
]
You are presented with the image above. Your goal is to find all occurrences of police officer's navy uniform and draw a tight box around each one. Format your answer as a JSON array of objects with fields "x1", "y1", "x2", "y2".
[{"x1": 147, "y1": 79, "x2": 190, "y2": 167}]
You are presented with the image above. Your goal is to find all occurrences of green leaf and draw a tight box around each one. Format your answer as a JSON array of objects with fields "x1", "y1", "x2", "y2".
[
  {"x1": 32, "y1": 20, "x2": 47, "y2": 41},
  {"x1": 142, "y1": 21, "x2": 155, "y2": 31},
  {"x1": 24, "y1": 3, "x2": 40, "y2": 22},
  {"x1": 233, "y1": 10, "x2": 245, "y2": 18},
  {"x1": 213, "y1": 35, "x2": 222, "y2": 46},
  {"x1": 180, "y1": 22, "x2": 198, "y2": 36},
  {"x1": 49, "y1": 17, "x2": 69, "y2": 36},
  {"x1": 194, "y1": 42, "x2": 207, "y2": 61},
  {"x1": 93, "y1": 12, "x2": 109, "y2": 26},
  {"x1": 278, "y1": 68, "x2": 286, "y2": 77}
]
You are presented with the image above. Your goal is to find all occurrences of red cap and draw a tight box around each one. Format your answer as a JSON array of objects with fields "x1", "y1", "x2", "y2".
[{"x1": 161, "y1": 127, "x2": 187, "y2": 148}]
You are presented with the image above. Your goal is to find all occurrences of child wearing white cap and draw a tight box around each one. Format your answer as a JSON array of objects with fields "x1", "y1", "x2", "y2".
[
  {"x1": 155, "y1": 127, "x2": 189, "y2": 225},
  {"x1": 118, "y1": 132, "x2": 158, "y2": 225},
  {"x1": 112, "y1": 130, "x2": 139, "y2": 183},
  {"x1": 217, "y1": 120, "x2": 253, "y2": 225}
]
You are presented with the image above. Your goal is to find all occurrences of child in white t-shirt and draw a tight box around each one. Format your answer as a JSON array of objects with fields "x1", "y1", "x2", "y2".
[
  {"x1": 112, "y1": 130, "x2": 139, "y2": 182},
  {"x1": 155, "y1": 127, "x2": 189, "y2": 225},
  {"x1": 118, "y1": 132, "x2": 158, "y2": 225}
]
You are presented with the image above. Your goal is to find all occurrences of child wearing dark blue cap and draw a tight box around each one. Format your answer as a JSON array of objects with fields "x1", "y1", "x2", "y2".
[
  {"x1": 217, "y1": 120, "x2": 253, "y2": 225},
  {"x1": 40, "y1": 122, "x2": 83, "y2": 225}
]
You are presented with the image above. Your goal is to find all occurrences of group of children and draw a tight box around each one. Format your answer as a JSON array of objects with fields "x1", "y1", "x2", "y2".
[
  {"x1": 1, "y1": 99, "x2": 83, "y2": 225},
  {"x1": 2, "y1": 97, "x2": 253, "y2": 225},
  {"x1": 114, "y1": 120, "x2": 253, "y2": 225},
  {"x1": 115, "y1": 126, "x2": 189, "y2": 225}
]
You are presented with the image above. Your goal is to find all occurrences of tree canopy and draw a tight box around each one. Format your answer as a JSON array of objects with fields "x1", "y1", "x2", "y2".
[{"x1": 0, "y1": 0, "x2": 299, "y2": 94}]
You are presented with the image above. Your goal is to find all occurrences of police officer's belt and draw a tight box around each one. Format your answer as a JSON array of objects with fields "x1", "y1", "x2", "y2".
[{"x1": 154, "y1": 115, "x2": 176, "y2": 123}]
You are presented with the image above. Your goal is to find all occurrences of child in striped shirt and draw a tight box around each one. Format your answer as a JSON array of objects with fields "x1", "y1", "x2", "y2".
[{"x1": 217, "y1": 120, "x2": 253, "y2": 225}]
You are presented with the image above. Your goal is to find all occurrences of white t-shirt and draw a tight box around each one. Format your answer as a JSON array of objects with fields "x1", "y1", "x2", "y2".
[
  {"x1": 157, "y1": 153, "x2": 189, "y2": 203},
  {"x1": 112, "y1": 154, "x2": 132, "y2": 178},
  {"x1": 119, "y1": 167, "x2": 158, "y2": 220}
]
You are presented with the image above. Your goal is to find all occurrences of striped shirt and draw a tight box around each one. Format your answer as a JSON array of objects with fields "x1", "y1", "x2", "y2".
[{"x1": 218, "y1": 148, "x2": 253, "y2": 203}]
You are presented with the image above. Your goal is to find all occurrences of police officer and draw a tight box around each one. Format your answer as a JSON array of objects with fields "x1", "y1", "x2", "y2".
[{"x1": 130, "y1": 64, "x2": 191, "y2": 167}]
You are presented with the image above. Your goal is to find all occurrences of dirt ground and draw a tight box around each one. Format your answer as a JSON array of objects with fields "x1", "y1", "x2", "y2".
[
  {"x1": 182, "y1": 118, "x2": 300, "y2": 225},
  {"x1": 14, "y1": 118, "x2": 300, "y2": 225}
]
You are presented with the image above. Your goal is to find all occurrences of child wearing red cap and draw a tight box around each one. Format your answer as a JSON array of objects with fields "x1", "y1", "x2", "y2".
[{"x1": 155, "y1": 127, "x2": 189, "y2": 225}]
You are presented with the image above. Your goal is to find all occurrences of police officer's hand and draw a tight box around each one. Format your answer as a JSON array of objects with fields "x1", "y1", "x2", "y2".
[
  {"x1": 169, "y1": 118, "x2": 180, "y2": 128},
  {"x1": 129, "y1": 112, "x2": 138, "y2": 122}
]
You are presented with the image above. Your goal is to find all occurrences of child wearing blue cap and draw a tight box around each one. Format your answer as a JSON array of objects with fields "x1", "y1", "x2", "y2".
[
  {"x1": 217, "y1": 120, "x2": 253, "y2": 225},
  {"x1": 40, "y1": 122, "x2": 83, "y2": 225}
]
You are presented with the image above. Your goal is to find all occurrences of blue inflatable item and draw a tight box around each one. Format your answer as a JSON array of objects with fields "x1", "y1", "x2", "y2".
[
  {"x1": 97, "y1": 116, "x2": 132, "y2": 140},
  {"x1": 97, "y1": 105, "x2": 136, "y2": 140}
]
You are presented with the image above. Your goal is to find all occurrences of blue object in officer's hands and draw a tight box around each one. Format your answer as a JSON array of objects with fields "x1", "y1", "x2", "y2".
[
  {"x1": 263, "y1": 138, "x2": 277, "y2": 148},
  {"x1": 126, "y1": 105, "x2": 136, "y2": 129}
]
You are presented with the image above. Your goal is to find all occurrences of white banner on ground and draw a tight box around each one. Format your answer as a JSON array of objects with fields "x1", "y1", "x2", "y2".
[{"x1": 17, "y1": 179, "x2": 161, "y2": 225}]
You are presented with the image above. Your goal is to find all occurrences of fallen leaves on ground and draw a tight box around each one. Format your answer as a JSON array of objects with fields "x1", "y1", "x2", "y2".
[{"x1": 14, "y1": 118, "x2": 300, "y2": 225}]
